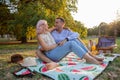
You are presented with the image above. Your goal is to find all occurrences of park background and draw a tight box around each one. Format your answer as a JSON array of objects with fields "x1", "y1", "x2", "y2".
[{"x1": 0, "y1": 0, "x2": 120, "y2": 80}]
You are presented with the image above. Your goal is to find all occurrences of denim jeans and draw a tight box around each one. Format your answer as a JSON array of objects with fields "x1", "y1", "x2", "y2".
[
  {"x1": 71, "y1": 39, "x2": 89, "y2": 52},
  {"x1": 46, "y1": 39, "x2": 88, "y2": 62}
]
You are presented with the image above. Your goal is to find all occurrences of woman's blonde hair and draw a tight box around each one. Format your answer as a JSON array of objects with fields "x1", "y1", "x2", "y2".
[
  {"x1": 36, "y1": 20, "x2": 47, "y2": 28},
  {"x1": 36, "y1": 20, "x2": 48, "y2": 34}
]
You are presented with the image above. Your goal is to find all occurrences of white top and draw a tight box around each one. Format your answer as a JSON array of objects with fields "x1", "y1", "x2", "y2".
[{"x1": 38, "y1": 32, "x2": 56, "y2": 49}]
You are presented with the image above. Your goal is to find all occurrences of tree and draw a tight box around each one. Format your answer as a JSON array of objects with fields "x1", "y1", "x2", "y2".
[
  {"x1": 13, "y1": 2, "x2": 39, "y2": 43},
  {"x1": 74, "y1": 21, "x2": 87, "y2": 38},
  {"x1": 26, "y1": 26, "x2": 36, "y2": 40},
  {"x1": 116, "y1": 21, "x2": 120, "y2": 37},
  {"x1": 98, "y1": 22, "x2": 108, "y2": 36},
  {"x1": 110, "y1": 21, "x2": 120, "y2": 37},
  {"x1": 0, "y1": 2, "x2": 14, "y2": 37},
  {"x1": 87, "y1": 26, "x2": 99, "y2": 36},
  {"x1": 10, "y1": 0, "x2": 78, "y2": 43}
]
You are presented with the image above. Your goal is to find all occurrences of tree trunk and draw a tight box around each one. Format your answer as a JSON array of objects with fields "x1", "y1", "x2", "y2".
[
  {"x1": 21, "y1": 36, "x2": 27, "y2": 43},
  {"x1": 1, "y1": 34, "x2": 4, "y2": 38}
]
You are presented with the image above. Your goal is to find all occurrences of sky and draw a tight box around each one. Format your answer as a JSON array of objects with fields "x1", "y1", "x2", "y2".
[{"x1": 72, "y1": 0, "x2": 120, "y2": 28}]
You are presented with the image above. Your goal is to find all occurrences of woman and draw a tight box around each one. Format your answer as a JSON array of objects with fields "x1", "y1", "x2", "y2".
[{"x1": 36, "y1": 20, "x2": 103, "y2": 65}]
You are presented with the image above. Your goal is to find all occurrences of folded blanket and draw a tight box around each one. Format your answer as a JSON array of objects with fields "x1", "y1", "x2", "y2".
[{"x1": 28, "y1": 53, "x2": 117, "y2": 80}]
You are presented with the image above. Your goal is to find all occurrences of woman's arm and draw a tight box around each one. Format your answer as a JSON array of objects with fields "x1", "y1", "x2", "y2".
[
  {"x1": 36, "y1": 49, "x2": 53, "y2": 63},
  {"x1": 37, "y1": 35, "x2": 58, "y2": 51}
]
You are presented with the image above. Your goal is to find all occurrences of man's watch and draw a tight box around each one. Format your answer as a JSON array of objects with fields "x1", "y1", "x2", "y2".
[{"x1": 66, "y1": 38, "x2": 69, "y2": 41}]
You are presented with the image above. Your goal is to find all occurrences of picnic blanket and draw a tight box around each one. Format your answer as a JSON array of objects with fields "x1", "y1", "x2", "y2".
[{"x1": 27, "y1": 53, "x2": 118, "y2": 80}]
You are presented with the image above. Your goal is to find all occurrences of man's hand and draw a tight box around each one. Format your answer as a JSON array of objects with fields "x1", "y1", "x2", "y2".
[
  {"x1": 57, "y1": 39, "x2": 67, "y2": 46},
  {"x1": 49, "y1": 26, "x2": 56, "y2": 32},
  {"x1": 40, "y1": 48, "x2": 45, "y2": 51}
]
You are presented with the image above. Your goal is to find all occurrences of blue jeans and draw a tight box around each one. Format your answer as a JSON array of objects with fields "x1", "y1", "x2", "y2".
[
  {"x1": 45, "y1": 39, "x2": 89, "y2": 62},
  {"x1": 71, "y1": 39, "x2": 89, "y2": 52}
]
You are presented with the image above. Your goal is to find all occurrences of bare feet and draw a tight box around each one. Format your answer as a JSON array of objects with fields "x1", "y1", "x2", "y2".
[
  {"x1": 84, "y1": 53, "x2": 103, "y2": 65},
  {"x1": 89, "y1": 52, "x2": 104, "y2": 61},
  {"x1": 86, "y1": 58, "x2": 103, "y2": 65},
  {"x1": 46, "y1": 62, "x2": 59, "y2": 70},
  {"x1": 94, "y1": 56, "x2": 104, "y2": 61}
]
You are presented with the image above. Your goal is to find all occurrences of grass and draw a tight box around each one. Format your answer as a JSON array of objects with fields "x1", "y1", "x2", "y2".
[{"x1": 0, "y1": 38, "x2": 120, "y2": 80}]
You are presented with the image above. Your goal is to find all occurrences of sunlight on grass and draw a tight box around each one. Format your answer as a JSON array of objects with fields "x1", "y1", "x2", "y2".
[
  {"x1": 0, "y1": 44, "x2": 37, "y2": 50},
  {"x1": 0, "y1": 37, "x2": 120, "y2": 80}
]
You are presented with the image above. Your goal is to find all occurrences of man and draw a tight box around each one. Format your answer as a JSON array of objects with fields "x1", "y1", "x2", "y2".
[
  {"x1": 51, "y1": 17, "x2": 79, "y2": 46},
  {"x1": 36, "y1": 17, "x2": 103, "y2": 63}
]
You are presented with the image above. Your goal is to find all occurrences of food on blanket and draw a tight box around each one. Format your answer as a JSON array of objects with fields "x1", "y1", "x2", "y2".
[
  {"x1": 58, "y1": 73, "x2": 70, "y2": 80},
  {"x1": 79, "y1": 76, "x2": 89, "y2": 80},
  {"x1": 39, "y1": 66, "x2": 48, "y2": 72},
  {"x1": 81, "y1": 66, "x2": 96, "y2": 71},
  {"x1": 91, "y1": 50, "x2": 98, "y2": 55}
]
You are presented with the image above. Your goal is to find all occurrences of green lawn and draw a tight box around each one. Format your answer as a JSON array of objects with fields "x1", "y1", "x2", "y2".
[{"x1": 0, "y1": 38, "x2": 120, "y2": 80}]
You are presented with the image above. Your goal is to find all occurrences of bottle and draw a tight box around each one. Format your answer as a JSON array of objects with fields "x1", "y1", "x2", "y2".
[
  {"x1": 91, "y1": 41, "x2": 97, "y2": 55},
  {"x1": 99, "y1": 50, "x2": 104, "y2": 58},
  {"x1": 88, "y1": 40, "x2": 93, "y2": 51}
]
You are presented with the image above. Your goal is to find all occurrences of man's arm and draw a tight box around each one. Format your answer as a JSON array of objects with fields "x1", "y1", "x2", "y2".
[
  {"x1": 57, "y1": 29, "x2": 79, "y2": 46},
  {"x1": 66, "y1": 29, "x2": 79, "y2": 41},
  {"x1": 66, "y1": 29, "x2": 89, "y2": 52}
]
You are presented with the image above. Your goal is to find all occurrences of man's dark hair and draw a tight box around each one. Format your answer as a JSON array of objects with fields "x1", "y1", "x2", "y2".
[{"x1": 56, "y1": 17, "x2": 65, "y2": 23}]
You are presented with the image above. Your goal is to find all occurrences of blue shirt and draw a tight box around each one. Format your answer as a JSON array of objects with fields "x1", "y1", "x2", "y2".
[{"x1": 51, "y1": 29, "x2": 79, "y2": 43}]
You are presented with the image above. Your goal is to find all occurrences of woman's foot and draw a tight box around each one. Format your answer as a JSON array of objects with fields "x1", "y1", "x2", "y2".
[{"x1": 46, "y1": 62, "x2": 59, "y2": 70}]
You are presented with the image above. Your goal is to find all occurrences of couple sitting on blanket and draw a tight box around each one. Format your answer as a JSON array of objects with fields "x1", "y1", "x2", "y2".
[
  {"x1": 10, "y1": 17, "x2": 104, "y2": 70},
  {"x1": 36, "y1": 18, "x2": 104, "y2": 68}
]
